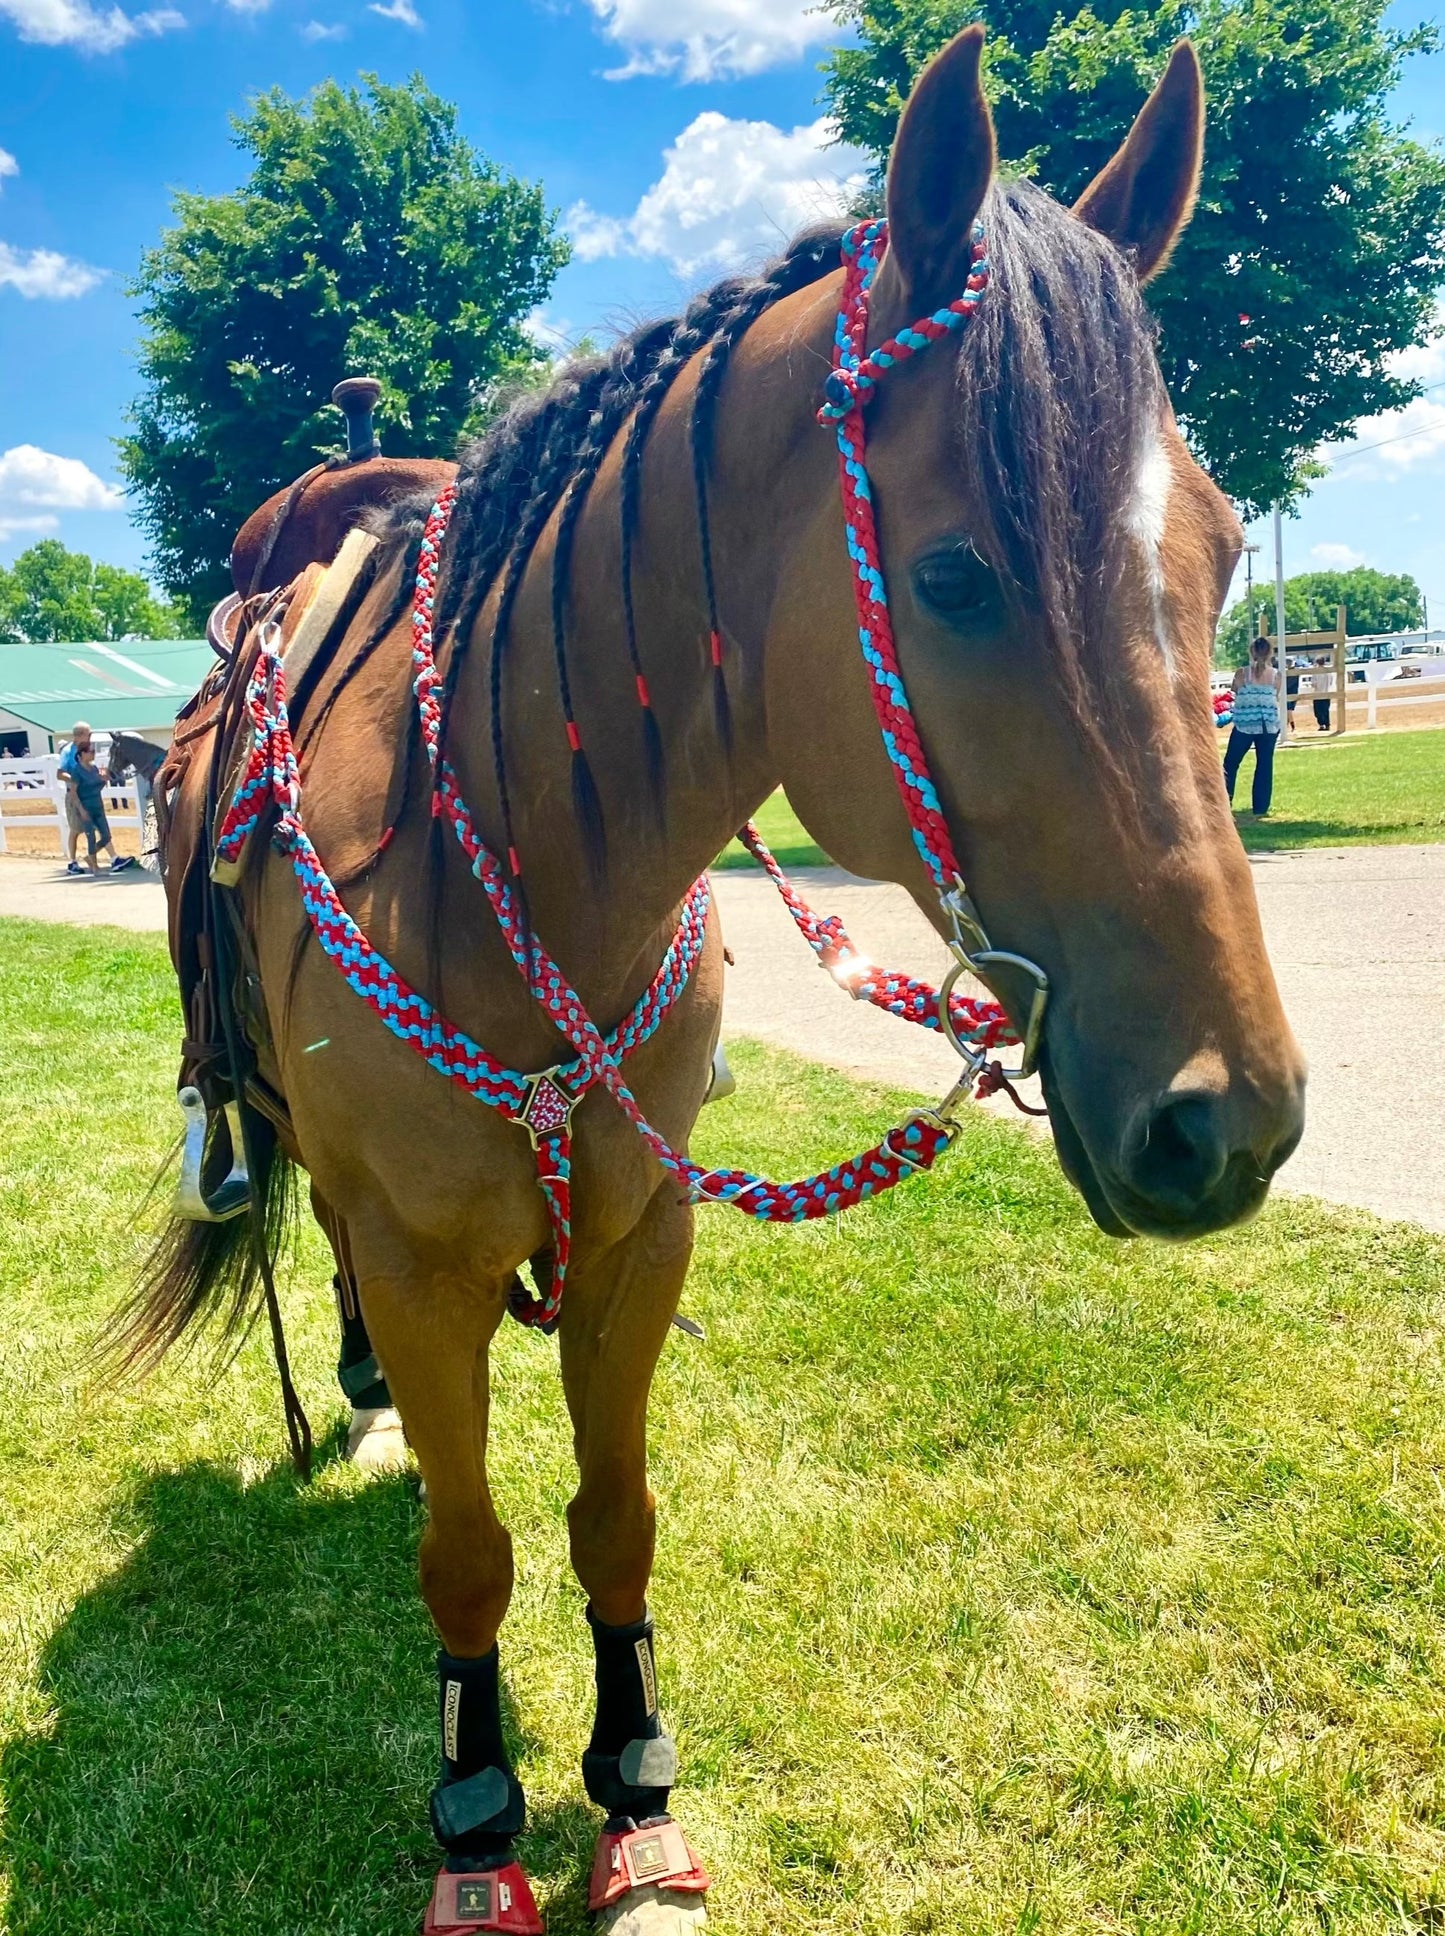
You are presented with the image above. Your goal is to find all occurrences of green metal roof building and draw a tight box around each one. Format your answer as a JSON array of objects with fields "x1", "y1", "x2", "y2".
[{"x1": 0, "y1": 637, "x2": 211, "y2": 753}]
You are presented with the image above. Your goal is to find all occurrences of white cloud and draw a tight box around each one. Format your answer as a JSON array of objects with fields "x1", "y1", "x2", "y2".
[
  {"x1": 1322, "y1": 302, "x2": 1445, "y2": 479},
  {"x1": 0, "y1": 445, "x2": 125, "y2": 515},
  {"x1": 1310, "y1": 542, "x2": 1367, "y2": 570},
  {"x1": 0, "y1": 148, "x2": 18, "y2": 188},
  {"x1": 0, "y1": 512, "x2": 59, "y2": 541},
  {"x1": 222, "y1": 0, "x2": 268, "y2": 9},
  {"x1": 583, "y1": 0, "x2": 826, "y2": 81},
  {"x1": 568, "y1": 113, "x2": 867, "y2": 280},
  {"x1": 0, "y1": 241, "x2": 104, "y2": 298},
  {"x1": 300, "y1": 15, "x2": 343, "y2": 34},
  {"x1": 368, "y1": 0, "x2": 419, "y2": 22},
  {"x1": 0, "y1": 0, "x2": 184, "y2": 52}
]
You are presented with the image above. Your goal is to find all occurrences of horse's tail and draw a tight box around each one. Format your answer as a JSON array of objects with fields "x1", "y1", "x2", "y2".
[{"x1": 102, "y1": 1104, "x2": 298, "y2": 1377}]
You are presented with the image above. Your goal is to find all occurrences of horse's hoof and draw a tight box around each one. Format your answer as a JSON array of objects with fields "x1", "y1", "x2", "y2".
[
  {"x1": 346, "y1": 1405, "x2": 409, "y2": 1473},
  {"x1": 594, "y1": 1890, "x2": 706, "y2": 1936},
  {"x1": 423, "y1": 1860, "x2": 544, "y2": 1933},
  {"x1": 589, "y1": 1823, "x2": 707, "y2": 1935}
]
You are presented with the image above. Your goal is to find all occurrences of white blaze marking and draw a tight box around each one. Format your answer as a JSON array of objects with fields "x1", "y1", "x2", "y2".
[{"x1": 1126, "y1": 426, "x2": 1176, "y2": 676}]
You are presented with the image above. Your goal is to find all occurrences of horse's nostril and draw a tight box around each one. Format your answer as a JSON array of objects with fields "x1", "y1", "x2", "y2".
[{"x1": 1125, "y1": 1093, "x2": 1230, "y2": 1213}]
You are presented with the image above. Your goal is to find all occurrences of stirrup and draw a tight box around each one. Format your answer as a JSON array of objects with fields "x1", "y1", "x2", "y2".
[
  {"x1": 423, "y1": 1862, "x2": 544, "y2": 1935},
  {"x1": 173, "y1": 1086, "x2": 250, "y2": 1222},
  {"x1": 588, "y1": 1820, "x2": 709, "y2": 1914},
  {"x1": 703, "y1": 1041, "x2": 735, "y2": 1105}
]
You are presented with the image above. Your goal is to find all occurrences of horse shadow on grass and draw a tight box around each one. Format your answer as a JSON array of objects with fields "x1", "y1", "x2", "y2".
[{"x1": 0, "y1": 1441, "x2": 599, "y2": 1936}]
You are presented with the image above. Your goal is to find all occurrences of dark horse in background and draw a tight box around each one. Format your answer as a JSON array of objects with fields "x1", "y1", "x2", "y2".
[
  {"x1": 113, "y1": 33, "x2": 1303, "y2": 1934},
  {"x1": 105, "y1": 732, "x2": 166, "y2": 863}
]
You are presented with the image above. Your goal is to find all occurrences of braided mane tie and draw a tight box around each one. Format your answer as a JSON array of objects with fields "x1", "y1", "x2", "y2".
[{"x1": 217, "y1": 217, "x2": 1018, "y2": 1331}]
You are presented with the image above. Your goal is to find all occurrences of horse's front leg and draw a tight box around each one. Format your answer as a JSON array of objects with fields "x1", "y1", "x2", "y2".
[
  {"x1": 359, "y1": 1266, "x2": 546, "y2": 1936},
  {"x1": 560, "y1": 1183, "x2": 709, "y2": 1935}
]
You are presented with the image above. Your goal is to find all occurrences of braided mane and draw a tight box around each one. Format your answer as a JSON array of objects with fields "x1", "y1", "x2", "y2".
[
  {"x1": 365, "y1": 181, "x2": 1161, "y2": 873},
  {"x1": 366, "y1": 225, "x2": 845, "y2": 876}
]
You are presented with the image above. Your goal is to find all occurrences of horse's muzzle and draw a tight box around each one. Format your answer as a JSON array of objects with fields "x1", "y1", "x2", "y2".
[{"x1": 1042, "y1": 1058, "x2": 1305, "y2": 1240}]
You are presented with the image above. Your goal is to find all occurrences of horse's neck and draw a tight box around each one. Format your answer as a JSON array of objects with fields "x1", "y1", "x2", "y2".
[{"x1": 443, "y1": 277, "x2": 843, "y2": 988}]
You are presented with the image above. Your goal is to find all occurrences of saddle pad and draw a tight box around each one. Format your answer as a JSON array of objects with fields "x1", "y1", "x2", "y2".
[
  {"x1": 282, "y1": 526, "x2": 380, "y2": 697},
  {"x1": 288, "y1": 559, "x2": 417, "y2": 892}
]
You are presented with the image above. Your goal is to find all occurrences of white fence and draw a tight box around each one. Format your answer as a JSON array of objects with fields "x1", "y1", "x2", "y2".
[
  {"x1": 1344, "y1": 658, "x2": 1445, "y2": 729},
  {"x1": 0, "y1": 752, "x2": 148, "y2": 856}
]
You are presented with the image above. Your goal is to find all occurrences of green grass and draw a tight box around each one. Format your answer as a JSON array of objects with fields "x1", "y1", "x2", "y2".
[
  {"x1": 4, "y1": 918, "x2": 1445, "y2": 1934},
  {"x1": 715, "y1": 786, "x2": 831, "y2": 869},
  {"x1": 715, "y1": 730, "x2": 1445, "y2": 869},
  {"x1": 1234, "y1": 730, "x2": 1445, "y2": 853}
]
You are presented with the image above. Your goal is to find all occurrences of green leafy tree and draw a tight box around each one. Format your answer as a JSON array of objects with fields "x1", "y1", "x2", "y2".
[
  {"x1": 1215, "y1": 565, "x2": 1423, "y2": 662},
  {"x1": 119, "y1": 74, "x2": 569, "y2": 625},
  {"x1": 0, "y1": 541, "x2": 184, "y2": 643},
  {"x1": 823, "y1": 0, "x2": 1445, "y2": 517}
]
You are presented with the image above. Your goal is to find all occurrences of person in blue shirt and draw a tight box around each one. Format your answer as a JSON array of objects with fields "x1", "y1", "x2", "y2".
[
  {"x1": 71, "y1": 743, "x2": 135, "y2": 874},
  {"x1": 1223, "y1": 638, "x2": 1281, "y2": 817}
]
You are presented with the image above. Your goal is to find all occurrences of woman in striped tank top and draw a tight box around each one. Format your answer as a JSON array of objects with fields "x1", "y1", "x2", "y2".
[{"x1": 1223, "y1": 637, "x2": 1280, "y2": 816}]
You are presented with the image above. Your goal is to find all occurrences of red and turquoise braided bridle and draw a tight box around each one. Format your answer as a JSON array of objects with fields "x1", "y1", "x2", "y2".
[
  {"x1": 215, "y1": 216, "x2": 1048, "y2": 1331},
  {"x1": 820, "y1": 217, "x2": 1050, "y2": 1076}
]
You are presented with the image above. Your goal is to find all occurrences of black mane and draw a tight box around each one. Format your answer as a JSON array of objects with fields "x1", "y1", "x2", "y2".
[
  {"x1": 366, "y1": 182, "x2": 1162, "y2": 863},
  {"x1": 955, "y1": 180, "x2": 1164, "y2": 702},
  {"x1": 365, "y1": 224, "x2": 845, "y2": 869}
]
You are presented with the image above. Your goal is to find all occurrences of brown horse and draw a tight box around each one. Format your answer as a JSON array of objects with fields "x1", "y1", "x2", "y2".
[{"x1": 120, "y1": 31, "x2": 1303, "y2": 1933}]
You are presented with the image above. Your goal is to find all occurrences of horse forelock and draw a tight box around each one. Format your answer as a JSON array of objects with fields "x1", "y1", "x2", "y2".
[{"x1": 953, "y1": 180, "x2": 1169, "y2": 711}]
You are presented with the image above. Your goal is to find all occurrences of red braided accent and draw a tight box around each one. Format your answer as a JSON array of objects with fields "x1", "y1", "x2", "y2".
[
  {"x1": 823, "y1": 223, "x2": 990, "y2": 892},
  {"x1": 735, "y1": 823, "x2": 1017, "y2": 1049}
]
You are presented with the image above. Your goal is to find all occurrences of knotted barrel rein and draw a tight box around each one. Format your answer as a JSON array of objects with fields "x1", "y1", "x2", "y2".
[{"x1": 216, "y1": 216, "x2": 1050, "y2": 1331}]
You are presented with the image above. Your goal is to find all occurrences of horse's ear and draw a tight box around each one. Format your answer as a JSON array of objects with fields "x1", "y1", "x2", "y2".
[
  {"x1": 884, "y1": 25, "x2": 996, "y2": 312},
  {"x1": 1073, "y1": 41, "x2": 1204, "y2": 281}
]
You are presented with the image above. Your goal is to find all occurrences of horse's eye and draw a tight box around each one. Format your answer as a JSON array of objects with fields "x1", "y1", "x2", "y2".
[{"x1": 912, "y1": 545, "x2": 1001, "y2": 627}]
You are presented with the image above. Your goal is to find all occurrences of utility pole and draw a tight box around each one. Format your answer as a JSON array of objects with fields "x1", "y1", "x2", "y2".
[
  {"x1": 1244, "y1": 542, "x2": 1261, "y2": 643},
  {"x1": 1273, "y1": 504, "x2": 1289, "y2": 742}
]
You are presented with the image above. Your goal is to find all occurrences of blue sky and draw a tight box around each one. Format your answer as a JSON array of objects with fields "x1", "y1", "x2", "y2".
[{"x1": 1, "y1": 0, "x2": 1442, "y2": 625}]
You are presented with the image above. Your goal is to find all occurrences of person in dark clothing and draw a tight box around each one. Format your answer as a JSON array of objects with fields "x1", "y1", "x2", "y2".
[{"x1": 1223, "y1": 638, "x2": 1281, "y2": 817}]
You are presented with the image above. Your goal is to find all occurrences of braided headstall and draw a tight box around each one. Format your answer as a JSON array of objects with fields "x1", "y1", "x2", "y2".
[
  {"x1": 818, "y1": 218, "x2": 1051, "y2": 1078},
  {"x1": 217, "y1": 218, "x2": 1048, "y2": 1333}
]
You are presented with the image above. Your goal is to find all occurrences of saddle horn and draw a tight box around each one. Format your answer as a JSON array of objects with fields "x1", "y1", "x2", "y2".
[
  {"x1": 331, "y1": 376, "x2": 383, "y2": 465},
  {"x1": 174, "y1": 1085, "x2": 251, "y2": 1222}
]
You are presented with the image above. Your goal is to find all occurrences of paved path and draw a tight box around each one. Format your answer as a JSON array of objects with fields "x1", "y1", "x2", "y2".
[
  {"x1": 711, "y1": 846, "x2": 1445, "y2": 1234},
  {"x1": 0, "y1": 857, "x2": 166, "y2": 933},
  {"x1": 3, "y1": 846, "x2": 1442, "y2": 1231}
]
